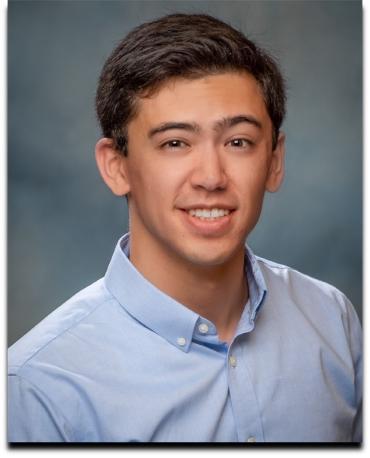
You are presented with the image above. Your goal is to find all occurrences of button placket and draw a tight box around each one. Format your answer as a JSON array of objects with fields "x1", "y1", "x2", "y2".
[
  {"x1": 229, "y1": 355, "x2": 237, "y2": 368},
  {"x1": 227, "y1": 340, "x2": 264, "y2": 442}
]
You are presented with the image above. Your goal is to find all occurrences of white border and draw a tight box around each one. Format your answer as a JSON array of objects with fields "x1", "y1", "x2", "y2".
[{"x1": 1, "y1": 1, "x2": 366, "y2": 456}]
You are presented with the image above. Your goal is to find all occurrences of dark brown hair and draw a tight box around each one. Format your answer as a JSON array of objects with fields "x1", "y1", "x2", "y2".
[{"x1": 96, "y1": 13, "x2": 286, "y2": 154}]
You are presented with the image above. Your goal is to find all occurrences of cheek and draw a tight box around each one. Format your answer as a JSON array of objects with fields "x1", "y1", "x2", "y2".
[
  {"x1": 231, "y1": 161, "x2": 268, "y2": 196},
  {"x1": 128, "y1": 160, "x2": 186, "y2": 204}
]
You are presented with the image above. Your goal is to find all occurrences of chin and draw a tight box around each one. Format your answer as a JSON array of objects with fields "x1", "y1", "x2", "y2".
[{"x1": 180, "y1": 242, "x2": 243, "y2": 268}]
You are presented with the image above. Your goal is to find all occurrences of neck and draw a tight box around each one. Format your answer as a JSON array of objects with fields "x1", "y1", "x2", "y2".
[{"x1": 129, "y1": 233, "x2": 248, "y2": 344}]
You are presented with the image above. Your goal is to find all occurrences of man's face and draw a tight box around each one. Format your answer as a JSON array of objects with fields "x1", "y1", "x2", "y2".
[{"x1": 123, "y1": 72, "x2": 284, "y2": 267}]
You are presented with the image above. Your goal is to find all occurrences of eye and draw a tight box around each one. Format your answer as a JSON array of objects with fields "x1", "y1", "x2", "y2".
[
  {"x1": 226, "y1": 138, "x2": 252, "y2": 148},
  {"x1": 160, "y1": 139, "x2": 188, "y2": 150}
]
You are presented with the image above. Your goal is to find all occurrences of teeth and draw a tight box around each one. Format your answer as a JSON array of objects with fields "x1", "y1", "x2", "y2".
[{"x1": 188, "y1": 208, "x2": 230, "y2": 220}]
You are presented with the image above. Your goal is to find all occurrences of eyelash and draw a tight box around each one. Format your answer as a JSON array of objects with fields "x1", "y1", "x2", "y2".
[
  {"x1": 160, "y1": 139, "x2": 188, "y2": 149},
  {"x1": 226, "y1": 138, "x2": 253, "y2": 148},
  {"x1": 159, "y1": 138, "x2": 253, "y2": 150}
]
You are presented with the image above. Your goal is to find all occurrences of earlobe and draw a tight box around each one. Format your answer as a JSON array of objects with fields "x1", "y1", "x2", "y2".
[
  {"x1": 265, "y1": 132, "x2": 285, "y2": 193},
  {"x1": 95, "y1": 138, "x2": 131, "y2": 196}
]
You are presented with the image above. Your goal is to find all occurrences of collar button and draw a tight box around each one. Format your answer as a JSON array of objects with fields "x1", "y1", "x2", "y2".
[
  {"x1": 198, "y1": 323, "x2": 209, "y2": 334},
  {"x1": 176, "y1": 337, "x2": 186, "y2": 347}
]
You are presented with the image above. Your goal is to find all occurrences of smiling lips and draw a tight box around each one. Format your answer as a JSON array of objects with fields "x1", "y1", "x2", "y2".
[
  {"x1": 187, "y1": 208, "x2": 230, "y2": 220},
  {"x1": 179, "y1": 206, "x2": 235, "y2": 236}
]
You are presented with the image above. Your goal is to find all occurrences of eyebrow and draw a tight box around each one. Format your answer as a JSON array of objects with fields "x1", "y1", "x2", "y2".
[
  {"x1": 148, "y1": 122, "x2": 200, "y2": 138},
  {"x1": 214, "y1": 115, "x2": 262, "y2": 131},
  {"x1": 147, "y1": 114, "x2": 262, "y2": 139}
]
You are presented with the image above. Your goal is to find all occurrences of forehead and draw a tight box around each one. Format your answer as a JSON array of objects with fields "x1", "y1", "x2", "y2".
[{"x1": 131, "y1": 72, "x2": 271, "y2": 130}]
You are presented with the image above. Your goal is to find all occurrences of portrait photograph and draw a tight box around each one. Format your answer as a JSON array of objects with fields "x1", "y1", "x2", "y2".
[{"x1": 7, "y1": 0, "x2": 362, "y2": 445}]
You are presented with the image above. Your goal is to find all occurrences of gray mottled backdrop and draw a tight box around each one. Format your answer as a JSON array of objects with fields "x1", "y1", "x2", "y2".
[{"x1": 8, "y1": 0, "x2": 362, "y2": 345}]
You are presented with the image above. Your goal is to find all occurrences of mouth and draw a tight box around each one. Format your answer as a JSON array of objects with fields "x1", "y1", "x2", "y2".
[
  {"x1": 179, "y1": 206, "x2": 236, "y2": 236},
  {"x1": 187, "y1": 208, "x2": 231, "y2": 221}
]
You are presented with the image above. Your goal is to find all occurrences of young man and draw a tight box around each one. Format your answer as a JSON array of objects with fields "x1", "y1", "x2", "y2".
[{"x1": 8, "y1": 14, "x2": 362, "y2": 443}]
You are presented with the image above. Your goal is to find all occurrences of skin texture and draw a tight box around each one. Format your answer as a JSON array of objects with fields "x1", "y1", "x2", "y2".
[{"x1": 96, "y1": 72, "x2": 285, "y2": 342}]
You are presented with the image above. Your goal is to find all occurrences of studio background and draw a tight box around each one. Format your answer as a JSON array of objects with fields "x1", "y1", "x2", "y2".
[{"x1": 8, "y1": 0, "x2": 362, "y2": 345}]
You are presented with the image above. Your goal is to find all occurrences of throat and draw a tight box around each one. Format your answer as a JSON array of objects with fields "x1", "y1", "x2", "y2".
[
  {"x1": 183, "y1": 274, "x2": 248, "y2": 343},
  {"x1": 129, "y1": 227, "x2": 248, "y2": 342},
  {"x1": 148, "y1": 254, "x2": 249, "y2": 343}
]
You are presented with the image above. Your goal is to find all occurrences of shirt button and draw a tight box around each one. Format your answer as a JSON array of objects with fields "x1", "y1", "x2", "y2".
[
  {"x1": 198, "y1": 323, "x2": 209, "y2": 334},
  {"x1": 247, "y1": 436, "x2": 256, "y2": 443},
  {"x1": 229, "y1": 355, "x2": 237, "y2": 367},
  {"x1": 177, "y1": 337, "x2": 186, "y2": 347}
]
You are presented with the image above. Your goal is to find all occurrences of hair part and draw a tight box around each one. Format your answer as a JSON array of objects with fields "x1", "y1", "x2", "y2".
[{"x1": 96, "y1": 13, "x2": 286, "y2": 155}]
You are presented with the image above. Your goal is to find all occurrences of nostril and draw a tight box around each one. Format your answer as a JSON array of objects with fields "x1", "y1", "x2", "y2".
[
  {"x1": 190, "y1": 155, "x2": 227, "y2": 191},
  {"x1": 191, "y1": 174, "x2": 228, "y2": 191}
]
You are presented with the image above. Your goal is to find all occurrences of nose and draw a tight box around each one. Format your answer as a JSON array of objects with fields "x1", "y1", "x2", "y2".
[{"x1": 190, "y1": 146, "x2": 227, "y2": 191}]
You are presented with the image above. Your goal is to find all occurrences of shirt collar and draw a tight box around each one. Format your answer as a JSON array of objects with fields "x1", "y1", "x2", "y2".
[
  {"x1": 244, "y1": 244, "x2": 267, "y2": 322},
  {"x1": 104, "y1": 234, "x2": 267, "y2": 352}
]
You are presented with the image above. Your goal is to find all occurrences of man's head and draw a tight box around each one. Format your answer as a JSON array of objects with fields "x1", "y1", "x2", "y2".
[
  {"x1": 95, "y1": 14, "x2": 286, "y2": 269},
  {"x1": 96, "y1": 13, "x2": 286, "y2": 154}
]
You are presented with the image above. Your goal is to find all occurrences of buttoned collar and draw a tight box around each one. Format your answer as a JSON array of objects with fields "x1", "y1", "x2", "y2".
[{"x1": 104, "y1": 234, "x2": 267, "y2": 352}]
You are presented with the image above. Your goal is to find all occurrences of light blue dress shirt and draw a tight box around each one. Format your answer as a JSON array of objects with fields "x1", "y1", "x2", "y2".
[{"x1": 8, "y1": 234, "x2": 362, "y2": 443}]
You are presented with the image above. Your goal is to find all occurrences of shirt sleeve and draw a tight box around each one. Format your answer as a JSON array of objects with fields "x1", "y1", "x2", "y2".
[
  {"x1": 342, "y1": 297, "x2": 363, "y2": 443},
  {"x1": 8, "y1": 373, "x2": 74, "y2": 442},
  {"x1": 351, "y1": 328, "x2": 362, "y2": 444}
]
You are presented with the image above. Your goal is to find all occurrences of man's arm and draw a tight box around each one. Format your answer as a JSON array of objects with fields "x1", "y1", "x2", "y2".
[
  {"x1": 343, "y1": 297, "x2": 363, "y2": 443},
  {"x1": 8, "y1": 373, "x2": 73, "y2": 442}
]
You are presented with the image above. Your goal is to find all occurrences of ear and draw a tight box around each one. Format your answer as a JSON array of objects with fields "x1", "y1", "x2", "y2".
[
  {"x1": 95, "y1": 138, "x2": 130, "y2": 196},
  {"x1": 265, "y1": 132, "x2": 285, "y2": 193}
]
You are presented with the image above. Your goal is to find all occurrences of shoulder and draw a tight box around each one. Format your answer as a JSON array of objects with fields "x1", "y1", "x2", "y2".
[
  {"x1": 255, "y1": 255, "x2": 362, "y2": 354},
  {"x1": 255, "y1": 255, "x2": 361, "y2": 337},
  {"x1": 256, "y1": 255, "x2": 353, "y2": 311},
  {"x1": 8, "y1": 278, "x2": 116, "y2": 374}
]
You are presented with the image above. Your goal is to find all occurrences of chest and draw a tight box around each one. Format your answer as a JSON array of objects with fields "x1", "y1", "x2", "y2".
[{"x1": 67, "y1": 333, "x2": 356, "y2": 442}]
